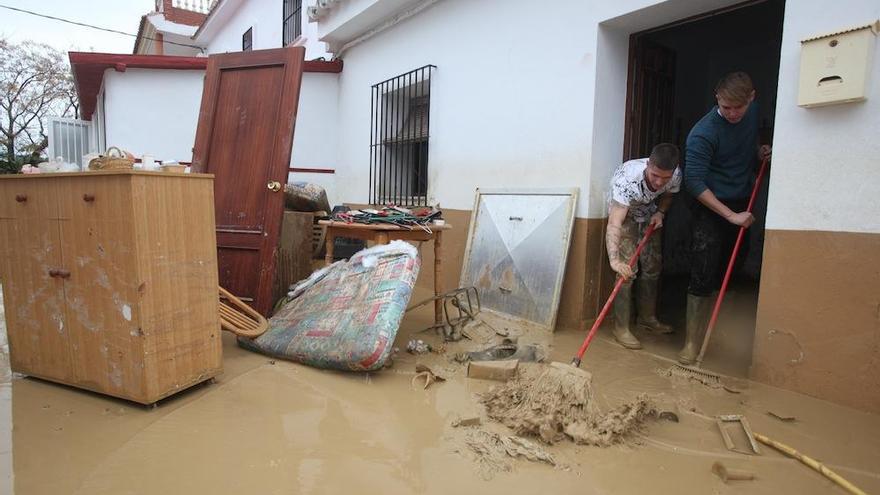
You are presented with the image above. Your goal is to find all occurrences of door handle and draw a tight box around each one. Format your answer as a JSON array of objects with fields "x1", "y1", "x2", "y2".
[
  {"x1": 49, "y1": 269, "x2": 71, "y2": 279},
  {"x1": 267, "y1": 181, "x2": 282, "y2": 193}
]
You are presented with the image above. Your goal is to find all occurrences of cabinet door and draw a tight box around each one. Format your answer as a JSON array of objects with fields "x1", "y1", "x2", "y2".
[
  {"x1": 58, "y1": 176, "x2": 143, "y2": 398},
  {"x1": 0, "y1": 180, "x2": 74, "y2": 380}
]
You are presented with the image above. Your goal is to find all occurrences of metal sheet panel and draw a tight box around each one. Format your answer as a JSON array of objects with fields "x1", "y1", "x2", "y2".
[{"x1": 459, "y1": 188, "x2": 578, "y2": 330}]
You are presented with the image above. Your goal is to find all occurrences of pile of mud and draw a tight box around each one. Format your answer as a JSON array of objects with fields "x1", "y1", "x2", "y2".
[{"x1": 481, "y1": 363, "x2": 656, "y2": 446}]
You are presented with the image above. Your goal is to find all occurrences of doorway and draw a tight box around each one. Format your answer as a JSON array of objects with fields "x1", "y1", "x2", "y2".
[{"x1": 622, "y1": 0, "x2": 785, "y2": 376}]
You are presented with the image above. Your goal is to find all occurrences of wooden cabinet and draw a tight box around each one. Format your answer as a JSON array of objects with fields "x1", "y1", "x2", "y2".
[{"x1": 0, "y1": 170, "x2": 222, "y2": 404}]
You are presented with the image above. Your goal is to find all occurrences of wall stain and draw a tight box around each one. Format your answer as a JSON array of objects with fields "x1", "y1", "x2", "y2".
[{"x1": 768, "y1": 329, "x2": 805, "y2": 365}]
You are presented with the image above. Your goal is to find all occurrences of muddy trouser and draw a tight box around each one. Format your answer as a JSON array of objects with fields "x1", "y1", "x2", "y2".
[
  {"x1": 619, "y1": 215, "x2": 662, "y2": 284},
  {"x1": 688, "y1": 199, "x2": 750, "y2": 297}
]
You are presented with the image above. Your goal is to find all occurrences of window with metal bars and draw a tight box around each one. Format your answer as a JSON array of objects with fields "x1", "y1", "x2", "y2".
[
  {"x1": 369, "y1": 65, "x2": 435, "y2": 206},
  {"x1": 282, "y1": 0, "x2": 302, "y2": 46},
  {"x1": 242, "y1": 27, "x2": 253, "y2": 51}
]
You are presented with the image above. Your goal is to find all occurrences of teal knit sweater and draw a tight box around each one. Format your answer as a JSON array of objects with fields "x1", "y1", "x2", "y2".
[{"x1": 684, "y1": 103, "x2": 758, "y2": 200}]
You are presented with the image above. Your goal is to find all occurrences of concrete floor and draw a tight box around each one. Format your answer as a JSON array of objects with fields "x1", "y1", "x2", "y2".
[{"x1": 2, "y1": 285, "x2": 879, "y2": 494}]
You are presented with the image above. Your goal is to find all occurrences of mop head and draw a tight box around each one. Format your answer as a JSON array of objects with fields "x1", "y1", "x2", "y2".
[{"x1": 480, "y1": 362, "x2": 657, "y2": 446}]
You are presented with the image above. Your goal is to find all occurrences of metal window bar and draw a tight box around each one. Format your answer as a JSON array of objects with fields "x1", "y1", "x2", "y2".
[
  {"x1": 369, "y1": 65, "x2": 435, "y2": 206},
  {"x1": 282, "y1": 0, "x2": 303, "y2": 46}
]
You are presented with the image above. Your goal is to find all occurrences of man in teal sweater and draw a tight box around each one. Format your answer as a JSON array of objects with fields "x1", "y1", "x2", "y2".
[{"x1": 680, "y1": 72, "x2": 771, "y2": 364}]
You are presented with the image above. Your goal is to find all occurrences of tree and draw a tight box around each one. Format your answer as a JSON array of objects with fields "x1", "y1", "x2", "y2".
[{"x1": 0, "y1": 38, "x2": 77, "y2": 172}]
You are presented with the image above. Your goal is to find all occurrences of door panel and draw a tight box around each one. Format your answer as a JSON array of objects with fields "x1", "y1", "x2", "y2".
[
  {"x1": 209, "y1": 66, "x2": 284, "y2": 230},
  {"x1": 192, "y1": 47, "x2": 305, "y2": 315},
  {"x1": 215, "y1": 244, "x2": 261, "y2": 302},
  {"x1": 0, "y1": 180, "x2": 73, "y2": 380}
]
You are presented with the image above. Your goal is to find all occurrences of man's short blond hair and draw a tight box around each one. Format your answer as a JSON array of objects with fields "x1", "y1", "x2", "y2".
[{"x1": 715, "y1": 72, "x2": 754, "y2": 105}]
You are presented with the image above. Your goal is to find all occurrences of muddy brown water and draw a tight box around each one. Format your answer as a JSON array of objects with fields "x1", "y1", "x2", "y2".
[{"x1": 2, "y1": 286, "x2": 879, "y2": 494}]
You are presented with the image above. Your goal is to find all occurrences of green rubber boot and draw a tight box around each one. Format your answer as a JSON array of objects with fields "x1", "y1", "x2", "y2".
[
  {"x1": 612, "y1": 282, "x2": 642, "y2": 349},
  {"x1": 678, "y1": 294, "x2": 712, "y2": 364},
  {"x1": 636, "y1": 278, "x2": 674, "y2": 334}
]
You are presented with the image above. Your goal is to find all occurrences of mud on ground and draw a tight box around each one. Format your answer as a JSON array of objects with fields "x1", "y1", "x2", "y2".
[{"x1": 3, "y1": 287, "x2": 879, "y2": 494}]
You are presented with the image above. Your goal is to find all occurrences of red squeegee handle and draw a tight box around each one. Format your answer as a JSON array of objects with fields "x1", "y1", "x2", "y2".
[
  {"x1": 696, "y1": 157, "x2": 770, "y2": 366},
  {"x1": 571, "y1": 223, "x2": 656, "y2": 367}
]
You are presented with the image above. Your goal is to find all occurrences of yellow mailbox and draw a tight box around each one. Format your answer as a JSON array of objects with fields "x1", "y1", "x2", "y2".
[{"x1": 798, "y1": 21, "x2": 878, "y2": 108}]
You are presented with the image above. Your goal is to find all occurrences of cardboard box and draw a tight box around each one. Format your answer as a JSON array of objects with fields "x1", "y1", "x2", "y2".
[{"x1": 467, "y1": 359, "x2": 519, "y2": 381}]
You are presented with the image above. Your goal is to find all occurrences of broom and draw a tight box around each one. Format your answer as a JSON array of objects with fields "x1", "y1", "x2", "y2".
[
  {"x1": 480, "y1": 225, "x2": 657, "y2": 443},
  {"x1": 669, "y1": 157, "x2": 770, "y2": 384},
  {"x1": 517, "y1": 222, "x2": 657, "y2": 389},
  {"x1": 571, "y1": 223, "x2": 656, "y2": 367}
]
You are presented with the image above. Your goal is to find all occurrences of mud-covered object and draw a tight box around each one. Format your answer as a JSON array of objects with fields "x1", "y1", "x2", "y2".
[
  {"x1": 463, "y1": 340, "x2": 544, "y2": 362},
  {"x1": 284, "y1": 181, "x2": 331, "y2": 213},
  {"x1": 238, "y1": 241, "x2": 420, "y2": 371}
]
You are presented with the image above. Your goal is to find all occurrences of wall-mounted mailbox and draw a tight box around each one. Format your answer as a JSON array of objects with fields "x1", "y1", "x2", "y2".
[{"x1": 798, "y1": 22, "x2": 878, "y2": 108}]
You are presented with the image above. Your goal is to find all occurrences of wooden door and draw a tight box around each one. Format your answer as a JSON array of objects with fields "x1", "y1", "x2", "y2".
[
  {"x1": 623, "y1": 38, "x2": 676, "y2": 161},
  {"x1": 58, "y1": 175, "x2": 143, "y2": 397},
  {"x1": 0, "y1": 179, "x2": 74, "y2": 381},
  {"x1": 192, "y1": 47, "x2": 306, "y2": 315}
]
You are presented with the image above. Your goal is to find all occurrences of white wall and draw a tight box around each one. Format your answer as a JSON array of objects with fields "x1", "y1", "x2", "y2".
[
  {"x1": 301, "y1": 1, "x2": 327, "y2": 59},
  {"x1": 765, "y1": 2, "x2": 880, "y2": 234},
  {"x1": 334, "y1": 0, "x2": 597, "y2": 214},
  {"x1": 205, "y1": 0, "x2": 329, "y2": 59},
  {"x1": 162, "y1": 33, "x2": 203, "y2": 56},
  {"x1": 102, "y1": 68, "x2": 204, "y2": 162},
  {"x1": 315, "y1": 0, "x2": 429, "y2": 53},
  {"x1": 91, "y1": 89, "x2": 107, "y2": 154},
  {"x1": 98, "y1": 64, "x2": 338, "y2": 202},
  {"x1": 288, "y1": 72, "x2": 340, "y2": 204},
  {"x1": 205, "y1": 0, "x2": 277, "y2": 54},
  {"x1": 329, "y1": 0, "x2": 745, "y2": 217}
]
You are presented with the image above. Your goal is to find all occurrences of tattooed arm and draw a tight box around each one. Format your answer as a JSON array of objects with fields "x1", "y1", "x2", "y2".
[{"x1": 606, "y1": 203, "x2": 633, "y2": 280}]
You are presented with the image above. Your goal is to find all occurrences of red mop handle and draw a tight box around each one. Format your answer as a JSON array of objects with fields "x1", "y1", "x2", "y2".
[
  {"x1": 572, "y1": 223, "x2": 656, "y2": 367},
  {"x1": 695, "y1": 157, "x2": 770, "y2": 365}
]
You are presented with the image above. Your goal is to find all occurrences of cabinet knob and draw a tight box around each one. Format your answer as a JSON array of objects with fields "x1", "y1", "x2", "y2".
[
  {"x1": 267, "y1": 181, "x2": 282, "y2": 193},
  {"x1": 48, "y1": 269, "x2": 71, "y2": 279},
  {"x1": 15, "y1": 194, "x2": 27, "y2": 203},
  {"x1": 83, "y1": 193, "x2": 95, "y2": 202}
]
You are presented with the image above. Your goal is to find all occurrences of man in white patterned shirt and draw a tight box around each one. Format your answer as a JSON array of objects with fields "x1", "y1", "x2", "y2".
[{"x1": 605, "y1": 143, "x2": 681, "y2": 349}]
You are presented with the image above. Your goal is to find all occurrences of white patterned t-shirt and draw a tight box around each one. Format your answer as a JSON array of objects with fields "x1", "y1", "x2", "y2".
[{"x1": 609, "y1": 158, "x2": 681, "y2": 223}]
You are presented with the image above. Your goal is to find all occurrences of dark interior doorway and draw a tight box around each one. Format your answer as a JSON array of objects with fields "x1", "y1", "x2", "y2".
[{"x1": 622, "y1": 0, "x2": 785, "y2": 376}]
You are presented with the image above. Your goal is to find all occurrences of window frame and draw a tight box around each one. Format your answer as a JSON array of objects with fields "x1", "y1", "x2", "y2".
[
  {"x1": 369, "y1": 65, "x2": 436, "y2": 206},
  {"x1": 242, "y1": 27, "x2": 253, "y2": 51},
  {"x1": 282, "y1": 0, "x2": 303, "y2": 46}
]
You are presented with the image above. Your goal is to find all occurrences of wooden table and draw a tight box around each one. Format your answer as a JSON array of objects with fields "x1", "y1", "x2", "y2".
[{"x1": 318, "y1": 220, "x2": 452, "y2": 324}]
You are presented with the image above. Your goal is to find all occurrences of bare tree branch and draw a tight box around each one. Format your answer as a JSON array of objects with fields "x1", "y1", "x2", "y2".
[{"x1": 0, "y1": 38, "x2": 78, "y2": 170}]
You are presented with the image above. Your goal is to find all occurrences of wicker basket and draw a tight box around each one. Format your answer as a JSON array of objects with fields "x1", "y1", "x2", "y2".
[{"x1": 88, "y1": 147, "x2": 134, "y2": 171}]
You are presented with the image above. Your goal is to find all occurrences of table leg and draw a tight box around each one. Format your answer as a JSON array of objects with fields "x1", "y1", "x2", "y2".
[
  {"x1": 324, "y1": 230, "x2": 335, "y2": 266},
  {"x1": 434, "y1": 230, "x2": 443, "y2": 325},
  {"x1": 376, "y1": 232, "x2": 390, "y2": 245}
]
